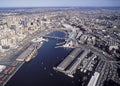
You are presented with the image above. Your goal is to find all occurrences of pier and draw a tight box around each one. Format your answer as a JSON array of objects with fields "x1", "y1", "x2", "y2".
[
  {"x1": 2, "y1": 62, "x2": 25, "y2": 86},
  {"x1": 56, "y1": 48, "x2": 82, "y2": 71},
  {"x1": 0, "y1": 42, "x2": 43, "y2": 86},
  {"x1": 16, "y1": 43, "x2": 38, "y2": 62},
  {"x1": 54, "y1": 48, "x2": 89, "y2": 77},
  {"x1": 66, "y1": 50, "x2": 89, "y2": 77}
]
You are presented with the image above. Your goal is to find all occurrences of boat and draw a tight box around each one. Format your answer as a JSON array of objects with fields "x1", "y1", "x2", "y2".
[{"x1": 25, "y1": 48, "x2": 38, "y2": 62}]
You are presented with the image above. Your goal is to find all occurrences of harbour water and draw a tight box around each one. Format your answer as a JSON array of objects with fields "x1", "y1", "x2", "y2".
[{"x1": 5, "y1": 32, "x2": 85, "y2": 86}]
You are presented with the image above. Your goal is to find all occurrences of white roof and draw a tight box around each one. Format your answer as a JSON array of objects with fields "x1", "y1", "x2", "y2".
[{"x1": 87, "y1": 72, "x2": 100, "y2": 86}]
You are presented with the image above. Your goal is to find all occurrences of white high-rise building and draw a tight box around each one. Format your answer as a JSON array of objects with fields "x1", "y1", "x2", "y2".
[{"x1": 0, "y1": 38, "x2": 8, "y2": 46}]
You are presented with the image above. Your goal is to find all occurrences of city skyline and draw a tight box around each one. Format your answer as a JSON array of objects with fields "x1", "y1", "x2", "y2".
[
  {"x1": 0, "y1": 3, "x2": 120, "y2": 86},
  {"x1": 0, "y1": 0, "x2": 120, "y2": 7}
]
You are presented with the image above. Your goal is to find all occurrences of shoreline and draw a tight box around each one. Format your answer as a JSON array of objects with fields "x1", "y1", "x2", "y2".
[
  {"x1": 3, "y1": 62, "x2": 25, "y2": 86},
  {"x1": 1, "y1": 42, "x2": 44, "y2": 86}
]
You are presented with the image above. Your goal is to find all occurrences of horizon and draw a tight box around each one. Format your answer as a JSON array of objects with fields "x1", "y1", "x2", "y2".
[
  {"x1": 0, "y1": 6, "x2": 120, "y2": 8},
  {"x1": 0, "y1": 0, "x2": 120, "y2": 7}
]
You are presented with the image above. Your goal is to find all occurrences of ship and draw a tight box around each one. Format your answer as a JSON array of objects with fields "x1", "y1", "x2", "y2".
[
  {"x1": 37, "y1": 42, "x2": 43, "y2": 49},
  {"x1": 25, "y1": 48, "x2": 38, "y2": 62}
]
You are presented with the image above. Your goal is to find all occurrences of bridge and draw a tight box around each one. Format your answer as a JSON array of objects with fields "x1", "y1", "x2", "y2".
[
  {"x1": 43, "y1": 36, "x2": 67, "y2": 40},
  {"x1": 43, "y1": 28, "x2": 71, "y2": 40}
]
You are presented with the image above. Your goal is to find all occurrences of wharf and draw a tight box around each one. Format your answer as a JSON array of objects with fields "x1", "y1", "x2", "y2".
[
  {"x1": 56, "y1": 48, "x2": 82, "y2": 71},
  {"x1": 54, "y1": 48, "x2": 89, "y2": 77}
]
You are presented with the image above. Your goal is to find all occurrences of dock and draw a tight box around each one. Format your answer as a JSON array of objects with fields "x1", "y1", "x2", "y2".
[
  {"x1": 2, "y1": 62, "x2": 25, "y2": 86},
  {"x1": 0, "y1": 42, "x2": 43, "y2": 86},
  {"x1": 66, "y1": 50, "x2": 89, "y2": 77},
  {"x1": 54, "y1": 48, "x2": 90, "y2": 77},
  {"x1": 16, "y1": 43, "x2": 40, "y2": 62},
  {"x1": 56, "y1": 48, "x2": 82, "y2": 71}
]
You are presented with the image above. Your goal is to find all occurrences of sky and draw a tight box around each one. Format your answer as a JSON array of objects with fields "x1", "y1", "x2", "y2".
[{"x1": 0, "y1": 0, "x2": 120, "y2": 7}]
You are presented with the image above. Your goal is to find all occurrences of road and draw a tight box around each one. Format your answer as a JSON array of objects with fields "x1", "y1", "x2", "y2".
[
  {"x1": 76, "y1": 43, "x2": 116, "y2": 62},
  {"x1": 0, "y1": 27, "x2": 70, "y2": 64}
]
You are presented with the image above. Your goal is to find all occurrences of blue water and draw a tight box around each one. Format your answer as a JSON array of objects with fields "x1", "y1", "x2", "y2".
[{"x1": 5, "y1": 32, "x2": 84, "y2": 86}]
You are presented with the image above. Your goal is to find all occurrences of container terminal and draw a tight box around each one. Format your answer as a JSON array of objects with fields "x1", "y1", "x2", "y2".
[{"x1": 0, "y1": 37, "x2": 46, "y2": 86}]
